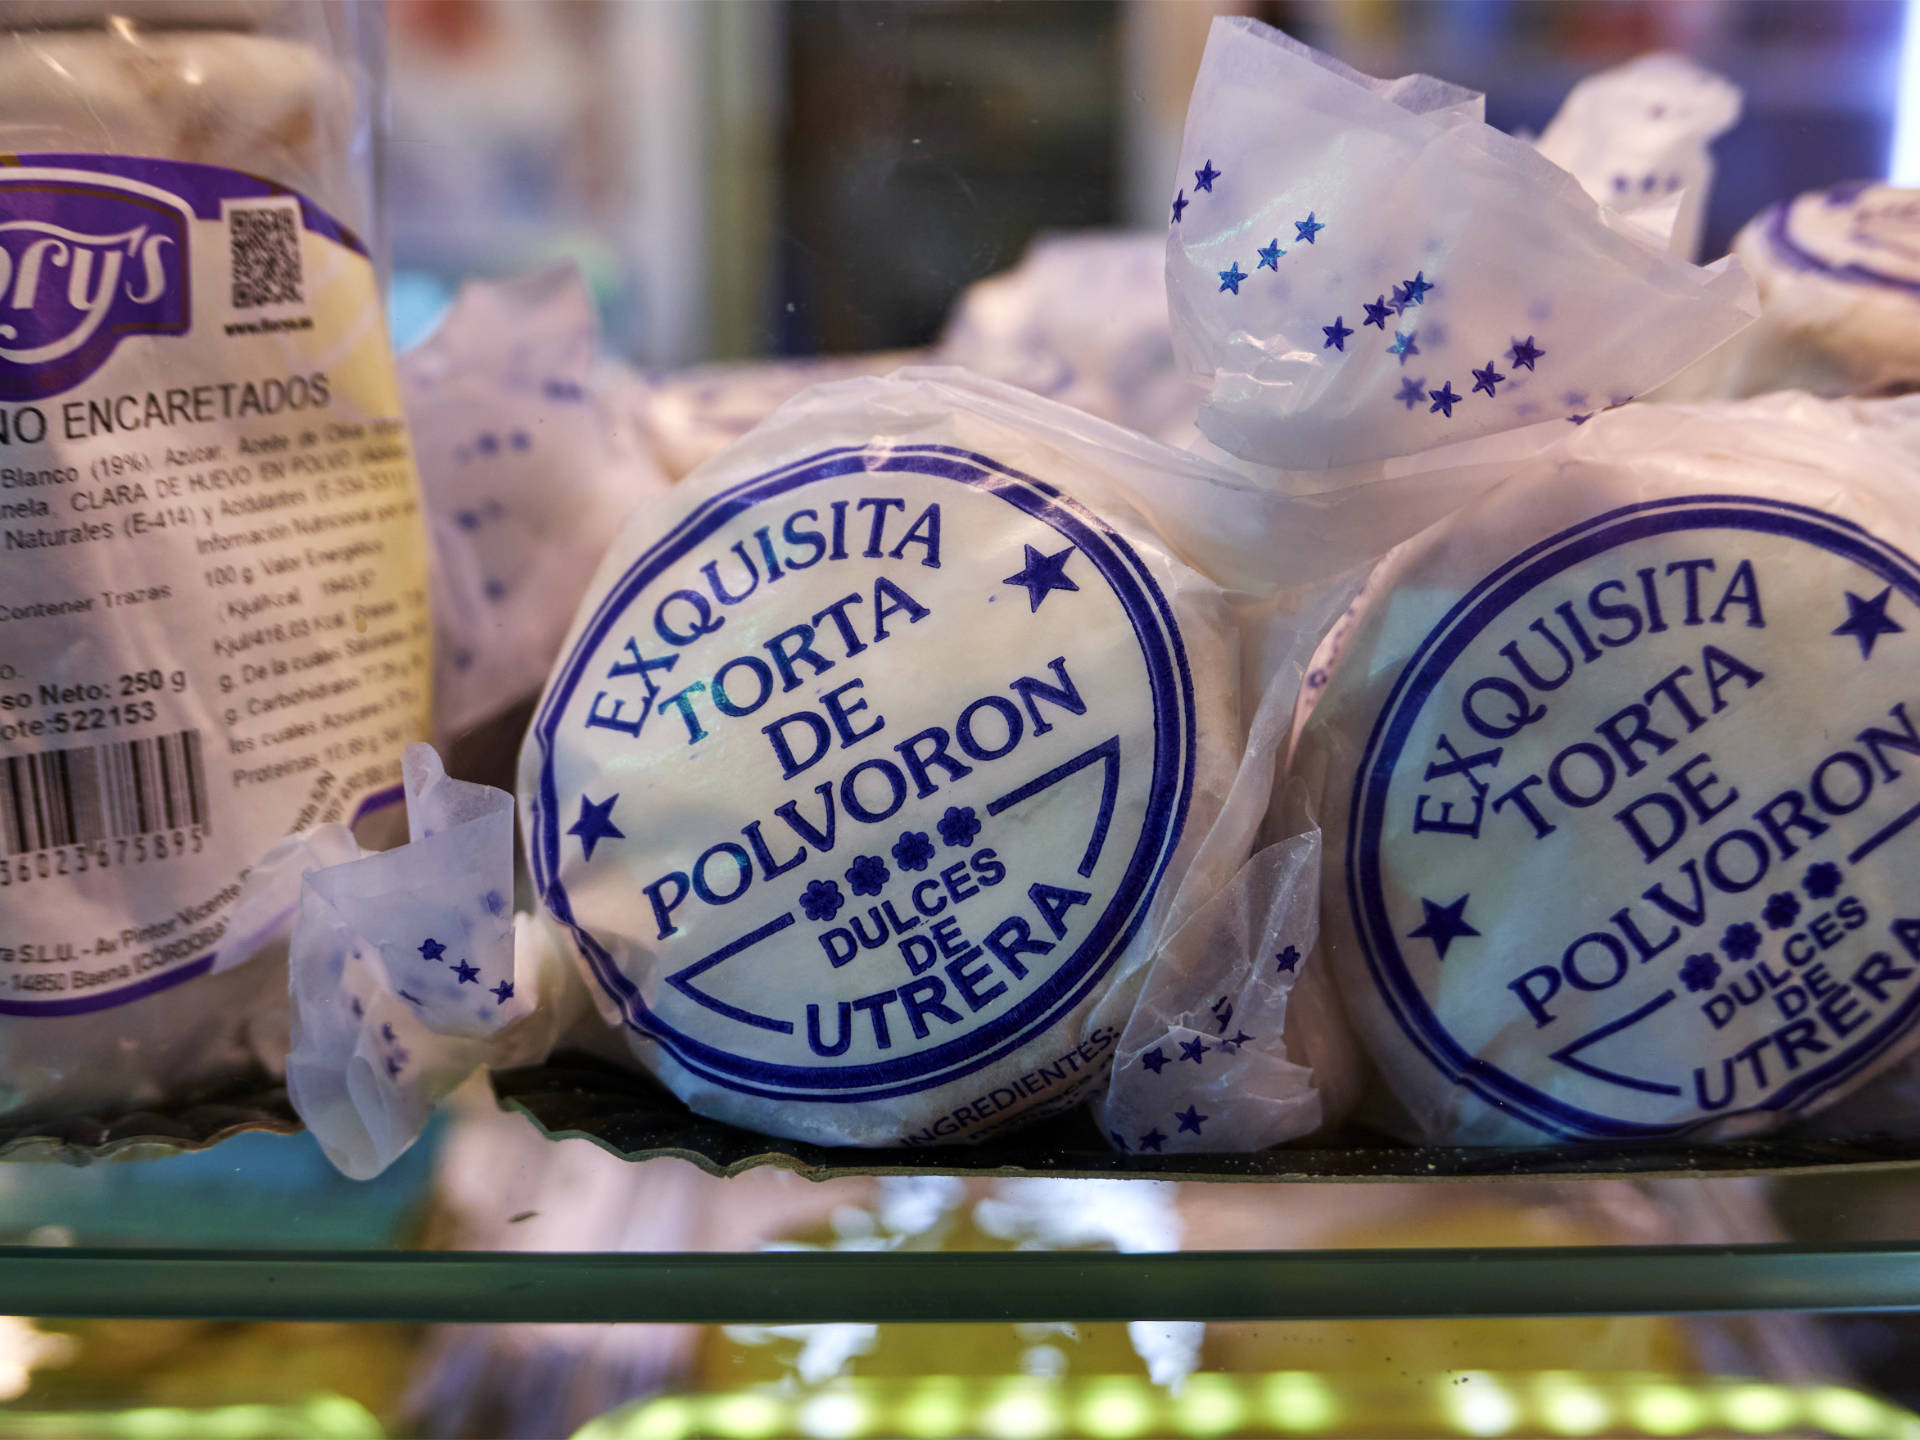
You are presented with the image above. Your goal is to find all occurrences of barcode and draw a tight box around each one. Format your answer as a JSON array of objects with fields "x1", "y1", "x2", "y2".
[
  {"x1": 228, "y1": 203, "x2": 304, "y2": 310},
  {"x1": 0, "y1": 731, "x2": 208, "y2": 857}
]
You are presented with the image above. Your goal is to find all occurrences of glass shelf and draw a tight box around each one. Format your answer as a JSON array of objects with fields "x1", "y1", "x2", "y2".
[
  {"x1": 3, "y1": 1242, "x2": 1920, "y2": 1326},
  {"x1": 0, "y1": 1096, "x2": 1917, "y2": 1326}
]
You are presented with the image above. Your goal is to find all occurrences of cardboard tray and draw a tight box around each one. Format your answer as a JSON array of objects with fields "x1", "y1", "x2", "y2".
[
  {"x1": 0, "y1": 1067, "x2": 299, "y2": 1164},
  {"x1": 490, "y1": 1051, "x2": 1920, "y2": 1183}
]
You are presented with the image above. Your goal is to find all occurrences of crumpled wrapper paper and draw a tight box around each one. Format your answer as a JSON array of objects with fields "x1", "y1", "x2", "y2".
[
  {"x1": 1534, "y1": 52, "x2": 1741, "y2": 263},
  {"x1": 403, "y1": 267, "x2": 671, "y2": 742},
  {"x1": 287, "y1": 744, "x2": 583, "y2": 1179},
  {"x1": 938, "y1": 231, "x2": 1199, "y2": 447},
  {"x1": 1166, "y1": 17, "x2": 1756, "y2": 470}
]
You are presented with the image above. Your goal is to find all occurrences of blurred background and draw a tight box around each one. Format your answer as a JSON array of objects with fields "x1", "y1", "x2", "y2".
[{"x1": 382, "y1": 0, "x2": 1914, "y2": 357}]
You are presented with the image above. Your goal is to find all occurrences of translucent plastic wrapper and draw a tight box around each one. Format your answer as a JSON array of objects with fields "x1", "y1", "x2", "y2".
[
  {"x1": 0, "y1": 4, "x2": 429, "y2": 1130},
  {"x1": 937, "y1": 232, "x2": 1199, "y2": 447},
  {"x1": 1165, "y1": 17, "x2": 1755, "y2": 470},
  {"x1": 287, "y1": 745, "x2": 582, "y2": 1179},
  {"x1": 1297, "y1": 394, "x2": 1920, "y2": 1145},
  {"x1": 1533, "y1": 53, "x2": 1741, "y2": 263},
  {"x1": 633, "y1": 351, "x2": 928, "y2": 483},
  {"x1": 635, "y1": 233, "x2": 1195, "y2": 487},
  {"x1": 1662, "y1": 184, "x2": 1920, "y2": 402},
  {"x1": 403, "y1": 267, "x2": 670, "y2": 741},
  {"x1": 0, "y1": 3, "x2": 379, "y2": 241}
]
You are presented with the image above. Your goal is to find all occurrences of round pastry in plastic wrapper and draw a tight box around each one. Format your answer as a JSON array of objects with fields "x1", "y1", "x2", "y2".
[
  {"x1": 515, "y1": 368, "x2": 1344, "y2": 1149},
  {"x1": 1665, "y1": 185, "x2": 1920, "y2": 402},
  {"x1": 1298, "y1": 393, "x2": 1920, "y2": 1145}
]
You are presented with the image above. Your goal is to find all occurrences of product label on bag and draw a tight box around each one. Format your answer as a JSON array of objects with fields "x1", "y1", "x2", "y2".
[
  {"x1": 529, "y1": 444, "x2": 1195, "y2": 1117},
  {"x1": 0, "y1": 155, "x2": 429, "y2": 1015},
  {"x1": 1350, "y1": 495, "x2": 1920, "y2": 1138}
]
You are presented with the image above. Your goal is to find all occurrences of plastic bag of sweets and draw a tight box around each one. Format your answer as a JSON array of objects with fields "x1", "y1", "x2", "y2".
[
  {"x1": 1295, "y1": 393, "x2": 1920, "y2": 1145},
  {"x1": 0, "y1": 3, "x2": 431, "y2": 1126}
]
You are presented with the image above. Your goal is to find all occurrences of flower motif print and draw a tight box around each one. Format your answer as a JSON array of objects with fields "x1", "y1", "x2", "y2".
[
  {"x1": 1679, "y1": 953, "x2": 1720, "y2": 994},
  {"x1": 891, "y1": 831, "x2": 936, "y2": 872},
  {"x1": 1761, "y1": 892, "x2": 1802, "y2": 931},
  {"x1": 800, "y1": 879, "x2": 844, "y2": 923},
  {"x1": 1803, "y1": 862, "x2": 1843, "y2": 901},
  {"x1": 938, "y1": 806, "x2": 981, "y2": 849},
  {"x1": 846, "y1": 855, "x2": 889, "y2": 897}
]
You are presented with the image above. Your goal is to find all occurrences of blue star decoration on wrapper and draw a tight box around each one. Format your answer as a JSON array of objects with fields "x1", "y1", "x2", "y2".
[
  {"x1": 1004, "y1": 544, "x2": 1079, "y2": 612},
  {"x1": 1176, "y1": 1105, "x2": 1208, "y2": 1135},
  {"x1": 1389, "y1": 331, "x2": 1419, "y2": 364},
  {"x1": 568, "y1": 793, "x2": 624, "y2": 861},
  {"x1": 1171, "y1": 189, "x2": 1188, "y2": 224},
  {"x1": 491, "y1": 980, "x2": 514, "y2": 1005},
  {"x1": 1179, "y1": 1038, "x2": 1209, "y2": 1065},
  {"x1": 1141, "y1": 1047, "x2": 1169, "y2": 1074},
  {"x1": 1219, "y1": 1030, "x2": 1254, "y2": 1054},
  {"x1": 1427, "y1": 381, "x2": 1460, "y2": 418},
  {"x1": 1257, "y1": 238, "x2": 1284, "y2": 271},
  {"x1": 1194, "y1": 159, "x2": 1220, "y2": 192},
  {"x1": 453, "y1": 960, "x2": 481, "y2": 985},
  {"x1": 1471, "y1": 362, "x2": 1506, "y2": 397},
  {"x1": 418, "y1": 938, "x2": 445, "y2": 962},
  {"x1": 1394, "y1": 376, "x2": 1426, "y2": 411},
  {"x1": 1400, "y1": 271, "x2": 1434, "y2": 306},
  {"x1": 1323, "y1": 316, "x2": 1353, "y2": 351},
  {"x1": 1409, "y1": 894, "x2": 1480, "y2": 959},
  {"x1": 1834, "y1": 587, "x2": 1904, "y2": 659},
  {"x1": 1508, "y1": 335, "x2": 1545, "y2": 371},
  {"x1": 1217, "y1": 262, "x2": 1246, "y2": 296},
  {"x1": 1275, "y1": 945, "x2": 1300, "y2": 974},
  {"x1": 1294, "y1": 212, "x2": 1324, "y2": 244},
  {"x1": 1363, "y1": 296, "x2": 1393, "y2": 329},
  {"x1": 1138, "y1": 1128, "x2": 1167, "y2": 1153}
]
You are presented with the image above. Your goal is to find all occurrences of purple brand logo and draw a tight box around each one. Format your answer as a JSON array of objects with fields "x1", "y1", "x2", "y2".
[{"x1": 0, "y1": 172, "x2": 190, "y2": 402}]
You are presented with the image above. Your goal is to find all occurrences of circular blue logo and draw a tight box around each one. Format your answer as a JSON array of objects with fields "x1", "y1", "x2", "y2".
[
  {"x1": 529, "y1": 443, "x2": 1196, "y2": 1106},
  {"x1": 1349, "y1": 495, "x2": 1920, "y2": 1138}
]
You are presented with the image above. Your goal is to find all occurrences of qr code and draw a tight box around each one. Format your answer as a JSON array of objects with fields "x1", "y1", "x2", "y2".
[{"x1": 228, "y1": 204, "x2": 304, "y2": 309}]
